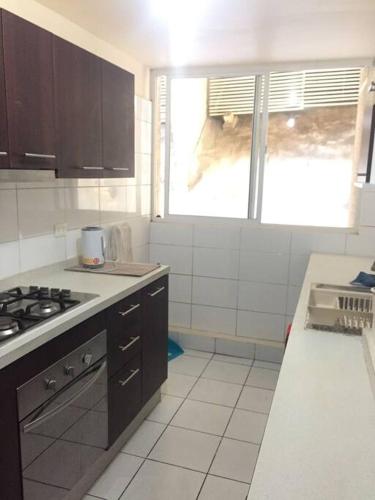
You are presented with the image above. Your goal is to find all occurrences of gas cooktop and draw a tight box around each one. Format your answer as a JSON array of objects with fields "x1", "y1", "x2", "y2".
[{"x1": 0, "y1": 286, "x2": 98, "y2": 342}]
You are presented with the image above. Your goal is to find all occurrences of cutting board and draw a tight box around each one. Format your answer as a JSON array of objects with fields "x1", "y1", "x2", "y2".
[{"x1": 66, "y1": 261, "x2": 161, "y2": 277}]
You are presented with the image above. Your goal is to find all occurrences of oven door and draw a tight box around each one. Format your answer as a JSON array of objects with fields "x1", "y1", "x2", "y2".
[{"x1": 19, "y1": 357, "x2": 108, "y2": 500}]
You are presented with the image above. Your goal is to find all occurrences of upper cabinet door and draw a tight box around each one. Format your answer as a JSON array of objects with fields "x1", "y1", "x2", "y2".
[
  {"x1": 2, "y1": 11, "x2": 56, "y2": 169},
  {"x1": 54, "y1": 37, "x2": 102, "y2": 178},
  {"x1": 0, "y1": 12, "x2": 9, "y2": 168},
  {"x1": 102, "y1": 61, "x2": 134, "y2": 178}
]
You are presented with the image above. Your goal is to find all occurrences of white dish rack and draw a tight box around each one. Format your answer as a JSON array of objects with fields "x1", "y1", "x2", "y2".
[{"x1": 305, "y1": 283, "x2": 374, "y2": 335}]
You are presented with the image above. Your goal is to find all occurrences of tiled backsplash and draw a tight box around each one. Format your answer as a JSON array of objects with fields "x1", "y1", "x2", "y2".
[
  {"x1": 0, "y1": 96, "x2": 152, "y2": 279},
  {"x1": 150, "y1": 184, "x2": 375, "y2": 362}
]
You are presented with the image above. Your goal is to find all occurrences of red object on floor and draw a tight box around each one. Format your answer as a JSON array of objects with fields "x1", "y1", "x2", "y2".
[{"x1": 285, "y1": 323, "x2": 292, "y2": 347}]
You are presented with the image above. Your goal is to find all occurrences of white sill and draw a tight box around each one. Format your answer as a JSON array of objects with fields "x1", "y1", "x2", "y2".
[{"x1": 153, "y1": 214, "x2": 359, "y2": 235}]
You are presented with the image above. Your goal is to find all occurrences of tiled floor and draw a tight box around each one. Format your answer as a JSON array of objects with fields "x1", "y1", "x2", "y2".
[{"x1": 85, "y1": 351, "x2": 281, "y2": 500}]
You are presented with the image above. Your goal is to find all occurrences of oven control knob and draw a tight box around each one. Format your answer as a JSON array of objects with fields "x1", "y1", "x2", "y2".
[
  {"x1": 45, "y1": 378, "x2": 57, "y2": 391},
  {"x1": 64, "y1": 365, "x2": 75, "y2": 377},
  {"x1": 82, "y1": 353, "x2": 93, "y2": 366}
]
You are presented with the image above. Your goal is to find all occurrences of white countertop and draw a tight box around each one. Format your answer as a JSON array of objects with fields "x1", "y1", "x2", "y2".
[
  {"x1": 0, "y1": 261, "x2": 169, "y2": 370},
  {"x1": 248, "y1": 253, "x2": 375, "y2": 500}
]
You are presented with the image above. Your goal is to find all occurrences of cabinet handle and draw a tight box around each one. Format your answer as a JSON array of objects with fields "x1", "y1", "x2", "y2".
[
  {"x1": 148, "y1": 286, "x2": 165, "y2": 297},
  {"x1": 78, "y1": 166, "x2": 104, "y2": 170},
  {"x1": 24, "y1": 153, "x2": 56, "y2": 159},
  {"x1": 118, "y1": 303, "x2": 140, "y2": 316},
  {"x1": 104, "y1": 167, "x2": 129, "y2": 171},
  {"x1": 0, "y1": 152, "x2": 8, "y2": 156},
  {"x1": 119, "y1": 335, "x2": 140, "y2": 352},
  {"x1": 119, "y1": 368, "x2": 140, "y2": 387}
]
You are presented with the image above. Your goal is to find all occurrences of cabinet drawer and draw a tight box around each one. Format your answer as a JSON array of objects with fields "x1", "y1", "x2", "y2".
[
  {"x1": 107, "y1": 291, "x2": 142, "y2": 376},
  {"x1": 108, "y1": 354, "x2": 142, "y2": 445}
]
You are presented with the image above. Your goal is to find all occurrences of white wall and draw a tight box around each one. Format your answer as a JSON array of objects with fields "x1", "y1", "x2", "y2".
[
  {"x1": 150, "y1": 184, "x2": 375, "y2": 362},
  {"x1": 0, "y1": 0, "x2": 149, "y2": 97}
]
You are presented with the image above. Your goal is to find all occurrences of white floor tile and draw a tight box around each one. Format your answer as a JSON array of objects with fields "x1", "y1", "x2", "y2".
[
  {"x1": 246, "y1": 367, "x2": 279, "y2": 390},
  {"x1": 171, "y1": 399, "x2": 232, "y2": 436},
  {"x1": 122, "y1": 420, "x2": 166, "y2": 458},
  {"x1": 202, "y1": 360, "x2": 250, "y2": 385},
  {"x1": 161, "y1": 373, "x2": 197, "y2": 398},
  {"x1": 198, "y1": 475, "x2": 249, "y2": 500},
  {"x1": 88, "y1": 453, "x2": 143, "y2": 500},
  {"x1": 188, "y1": 378, "x2": 242, "y2": 407},
  {"x1": 209, "y1": 438, "x2": 259, "y2": 483},
  {"x1": 149, "y1": 426, "x2": 220, "y2": 473},
  {"x1": 212, "y1": 353, "x2": 253, "y2": 366},
  {"x1": 237, "y1": 386, "x2": 274, "y2": 414},
  {"x1": 169, "y1": 355, "x2": 209, "y2": 377},
  {"x1": 253, "y1": 360, "x2": 281, "y2": 371},
  {"x1": 146, "y1": 395, "x2": 184, "y2": 424},
  {"x1": 120, "y1": 460, "x2": 205, "y2": 500},
  {"x1": 182, "y1": 349, "x2": 214, "y2": 359},
  {"x1": 225, "y1": 409, "x2": 268, "y2": 445}
]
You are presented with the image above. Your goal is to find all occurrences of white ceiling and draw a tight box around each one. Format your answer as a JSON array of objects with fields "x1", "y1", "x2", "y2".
[{"x1": 36, "y1": 0, "x2": 375, "y2": 68}]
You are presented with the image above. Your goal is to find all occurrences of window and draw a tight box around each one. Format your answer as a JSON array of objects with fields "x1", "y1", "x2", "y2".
[{"x1": 154, "y1": 65, "x2": 367, "y2": 228}]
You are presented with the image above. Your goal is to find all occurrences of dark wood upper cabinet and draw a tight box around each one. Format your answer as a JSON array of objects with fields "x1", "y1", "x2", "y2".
[
  {"x1": 102, "y1": 61, "x2": 135, "y2": 177},
  {"x1": 0, "y1": 12, "x2": 9, "y2": 168},
  {"x1": 54, "y1": 37, "x2": 103, "y2": 178},
  {"x1": 2, "y1": 11, "x2": 56, "y2": 169}
]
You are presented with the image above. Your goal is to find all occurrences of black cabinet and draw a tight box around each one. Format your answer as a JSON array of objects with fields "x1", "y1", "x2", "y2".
[
  {"x1": 108, "y1": 354, "x2": 142, "y2": 445},
  {"x1": 0, "y1": 11, "x2": 9, "y2": 168},
  {"x1": 0, "y1": 8, "x2": 135, "y2": 178},
  {"x1": 2, "y1": 11, "x2": 56, "y2": 170},
  {"x1": 141, "y1": 276, "x2": 169, "y2": 404},
  {"x1": 106, "y1": 291, "x2": 142, "y2": 377},
  {"x1": 102, "y1": 60, "x2": 135, "y2": 178},
  {"x1": 0, "y1": 275, "x2": 168, "y2": 499},
  {"x1": 53, "y1": 37, "x2": 103, "y2": 178}
]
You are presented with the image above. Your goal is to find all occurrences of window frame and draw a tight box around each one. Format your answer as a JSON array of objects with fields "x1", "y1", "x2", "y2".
[{"x1": 150, "y1": 58, "x2": 372, "y2": 231}]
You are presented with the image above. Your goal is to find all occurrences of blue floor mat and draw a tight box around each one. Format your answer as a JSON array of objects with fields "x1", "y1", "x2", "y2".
[{"x1": 168, "y1": 338, "x2": 184, "y2": 362}]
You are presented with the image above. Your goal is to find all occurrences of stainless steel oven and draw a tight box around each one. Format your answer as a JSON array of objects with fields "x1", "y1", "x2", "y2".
[{"x1": 17, "y1": 330, "x2": 108, "y2": 500}]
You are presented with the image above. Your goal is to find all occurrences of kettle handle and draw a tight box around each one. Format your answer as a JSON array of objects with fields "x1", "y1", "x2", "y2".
[{"x1": 101, "y1": 235, "x2": 105, "y2": 260}]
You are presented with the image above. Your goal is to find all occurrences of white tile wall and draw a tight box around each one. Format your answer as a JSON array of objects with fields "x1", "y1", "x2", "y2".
[
  {"x1": 150, "y1": 244, "x2": 193, "y2": 274},
  {"x1": 192, "y1": 305, "x2": 237, "y2": 335},
  {"x1": 150, "y1": 189, "x2": 375, "y2": 361},
  {"x1": 238, "y1": 282, "x2": 287, "y2": 314},
  {"x1": 193, "y1": 248, "x2": 239, "y2": 279},
  {"x1": 169, "y1": 274, "x2": 192, "y2": 303},
  {"x1": 193, "y1": 224, "x2": 241, "y2": 249},
  {"x1": 236, "y1": 310, "x2": 285, "y2": 342},
  {"x1": 192, "y1": 277, "x2": 237, "y2": 308},
  {"x1": 239, "y1": 252, "x2": 289, "y2": 284},
  {"x1": 0, "y1": 96, "x2": 152, "y2": 280}
]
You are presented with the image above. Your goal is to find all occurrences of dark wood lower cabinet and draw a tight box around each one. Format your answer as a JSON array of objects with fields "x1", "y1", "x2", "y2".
[
  {"x1": 0, "y1": 275, "x2": 168, "y2": 499},
  {"x1": 108, "y1": 354, "x2": 142, "y2": 446},
  {"x1": 142, "y1": 276, "x2": 169, "y2": 404}
]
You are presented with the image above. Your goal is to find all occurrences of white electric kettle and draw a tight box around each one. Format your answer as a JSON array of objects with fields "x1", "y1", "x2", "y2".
[{"x1": 81, "y1": 226, "x2": 105, "y2": 268}]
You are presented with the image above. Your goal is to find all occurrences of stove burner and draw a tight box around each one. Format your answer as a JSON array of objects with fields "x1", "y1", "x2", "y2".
[
  {"x1": 0, "y1": 317, "x2": 20, "y2": 337},
  {"x1": 35, "y1": 300, "x2": 61, "y2": 316}
]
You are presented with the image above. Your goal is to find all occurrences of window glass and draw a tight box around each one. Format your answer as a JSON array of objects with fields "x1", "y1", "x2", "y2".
[
  {"x1": 261, "y1": 68, "x2": 362, "y2": 227},
  {"x1": 168, "y1": 76, "x2": 255, "y2": 218}
]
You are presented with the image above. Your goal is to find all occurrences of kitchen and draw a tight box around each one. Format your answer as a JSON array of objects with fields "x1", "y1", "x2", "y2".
[{"x1": 0, "y1": 0, "x2": 375, "y2": 499}]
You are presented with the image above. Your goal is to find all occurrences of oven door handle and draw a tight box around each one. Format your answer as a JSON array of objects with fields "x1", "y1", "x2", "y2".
[{"x1": 22, "y1": 359, "x2": 107, "y2": 434}]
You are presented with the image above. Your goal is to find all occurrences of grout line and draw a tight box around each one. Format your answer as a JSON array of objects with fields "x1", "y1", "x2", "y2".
[{"x1": 195, "y1": 367, "x2": 251, "y2": 498}]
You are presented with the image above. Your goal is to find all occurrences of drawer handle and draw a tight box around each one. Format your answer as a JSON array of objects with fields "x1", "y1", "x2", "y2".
[
  {"x1": 148, "y1": 286, "x2": 165, "y2": 297},
  {"x1": 24, "y1": 153, "x2": 56, "y2": 159},
  {"x1": 0, "y1": 151, "x2": 8, "y2": 156},
  {"x1": 78, "y1": 166, "x2": 104, "y2": 170},
  {"x1": 104, "y1": 167, "x2": 129, "y2": 171},
  {"x1": 119, "y1": 336, "x2": 140, "y2": 352},
  {"x1": 119, "y1": 368, "x2": 140, "y2": 387},
  {"x1": 118, "y1": 303, "x2": 140, "y2": 316}
]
